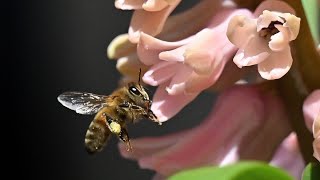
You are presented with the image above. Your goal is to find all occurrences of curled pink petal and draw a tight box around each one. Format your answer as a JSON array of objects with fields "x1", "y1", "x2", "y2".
[
  {"x1": 268, "y1": 25, "x2": 290, "y2": 51},
  {"x1": 281, "y1": 13, "x2": 300, "y2": 40},
  {"x1": 142, "y1": 0, "x2": 168, "y2": 12},
  {"x1": 270, "y1": 133, "x2": 304, "y2": 179},
  {"x1": 227, "y1": 15, "x2": 257, "y2": 49},
  {"x1": 303, "y1": 90, "x2": 320, "y2": 130},
  {"x1": 184, "y1": 66, "x2": 224, "y2": 95},
  {"x1": 256, "y1": 10, "x2": 285, "y2": 32},
  {"x1": 227, "y1": 15, "x2": 271, "y2": 68},
  {"x1": 183, "y1": 29, "x2": 222, "y2": 76},
  {"x1": 232, "y1": 30, "x2": 271, "y2": 67},
  {"x1": 159, "y1": 46, "x2": 187, "y2": 62},
  {"x1": 184, "y1": 49, "x2": 215, "y2": 75},
  {"x1": 233, "y1": 50, "x2": 270, "y2": 68},
  {"x1": 166, "y1": 65, "x2": 193, "y2": 95},
  {"x1": 115, "y1": 0, "x2": 144, "y2": 10},
  {"x1": 128, "y1": 0, "x2": 181, "y2": 43},
  {"x1": 151, "y1": 83, "x2": 198, "y2": 122},
  {"x1": 142, "y1": 61, "x2": 178, "y2": 86},
  {"x1": 138, "y1": 33, "x2": 191, "y2": 65},
  {"x1": 257, "y1": 46, "x2": 293, "y2": 80}
]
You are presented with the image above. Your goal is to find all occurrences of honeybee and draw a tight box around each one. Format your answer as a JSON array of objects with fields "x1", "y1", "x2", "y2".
[{"x1": 57, "y1": 70, "x2": 160, "y2": 154}]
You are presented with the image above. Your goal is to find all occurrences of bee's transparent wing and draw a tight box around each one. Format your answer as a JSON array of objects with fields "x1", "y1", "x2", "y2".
[{"x1": 57, "y1": 92, "x2": 107, "y2": 115}]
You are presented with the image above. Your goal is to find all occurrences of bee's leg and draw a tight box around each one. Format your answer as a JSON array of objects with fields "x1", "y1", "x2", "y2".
[
  {"x1": 119, "y1": 102, "x2": 145, "y2": 123},
  {"x1": 118, "y1": 101, "x2": 161, "y2": 125},
  {"x1": 118, "y1": 101, "x2": 132, "y2": 109},
  {"x1": 126, "y1": 103, "x2": 161, "y2": 125},
  {"x1": 147, "y1": 109, "x2": 161, "y2": 125},
  {"x1": 102, "y1": 113, "x2": 132, "y2": 151},
  {"x1": 102, "y1": 113, "x2": 121, "y2": 134},
  {"x1": 118, "y1": 127, "x2": 132, "y2": 151},
  {"x1": 118, "y1": 101, "x2": 136, "y2": 121}
]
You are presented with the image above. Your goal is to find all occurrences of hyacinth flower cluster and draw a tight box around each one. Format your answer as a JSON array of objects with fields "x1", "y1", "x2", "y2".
[{"x1": 107, "y1": 0, "x2": 320, "y2": 179}]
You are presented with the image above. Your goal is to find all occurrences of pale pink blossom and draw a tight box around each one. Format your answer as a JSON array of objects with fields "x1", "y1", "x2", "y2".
[
  {"x1": 109, "y1": 1, "x2": 252, "y2": 122},
  {"x1": 227, "y1": 0, "x2": 300, "y2": 80},
  {"x1": 109, "y1": 0, "x2": 232, "y2": 85},
  {"x1": 270, "y1": 133, "x2": 305, "y2": 179},
  {"x1": 303, "y1": 90, "x2": 320, "y2": 161},
  {"x1": 114, "y1": 0, "x2": 182, "y2": 43},
  {"x1": 119, "y1": 85, "x2": 294, "y2": 177},
  {"x1": 139, "y1": 9, "x2": 253, "y2": 122}
]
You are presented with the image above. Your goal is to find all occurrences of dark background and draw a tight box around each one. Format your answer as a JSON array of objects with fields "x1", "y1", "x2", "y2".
[{"x1": 10, "y1": 0, "x2": 215, "y2": 179}]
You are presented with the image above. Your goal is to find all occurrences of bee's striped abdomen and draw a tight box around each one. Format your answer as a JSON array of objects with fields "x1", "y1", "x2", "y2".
[{"x1": 85, "y1": 117, "x2": 110, "y2": 154}]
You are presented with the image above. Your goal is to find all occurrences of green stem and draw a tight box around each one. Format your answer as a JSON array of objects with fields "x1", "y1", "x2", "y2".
[
  {"x1": 277, "y1": 71, "x2": 316, "y2": 163},
  {"x1": 278, "y1": 0, "x2": 320, "y2": 163},
  {"x1": 283, "y1": 0, "x2": 320, "y2": 91}
]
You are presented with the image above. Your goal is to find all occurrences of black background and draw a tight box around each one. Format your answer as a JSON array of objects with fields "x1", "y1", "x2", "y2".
[{"x1": 10, "y1": 0, "x2": 215, "y2": 179}]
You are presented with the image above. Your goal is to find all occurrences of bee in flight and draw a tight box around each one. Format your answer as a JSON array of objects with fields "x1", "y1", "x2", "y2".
[{"x1": 57, "y1": 70, "x2": 160, "y2": 154}]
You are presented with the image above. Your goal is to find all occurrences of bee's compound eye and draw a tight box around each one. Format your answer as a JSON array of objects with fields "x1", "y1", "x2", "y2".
[{"x1": 129, "y1": 86, "x2": 141, "y2": 96}]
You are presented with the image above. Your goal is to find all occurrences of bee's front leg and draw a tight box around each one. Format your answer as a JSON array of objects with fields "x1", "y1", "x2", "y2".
[
  {"x1": 146, "y1": 109, "x2": 161, "y2": 125},
  {"x1": 118, "y1": 101, "x2": 161, "y2": 125},
  {"x1": 118, "y1": 101, "x2": 147, "y2": 122}
]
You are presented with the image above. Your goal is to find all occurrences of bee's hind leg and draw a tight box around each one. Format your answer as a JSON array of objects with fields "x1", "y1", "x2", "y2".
[
  {"x1": 102, "y1": 113, "x2": 132, "y2": 151},
  {"x1": 118, "y1": 127, "x2": 132, "y2": 151}
]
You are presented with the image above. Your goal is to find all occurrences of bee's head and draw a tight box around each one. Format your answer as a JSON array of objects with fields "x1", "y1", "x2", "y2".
[
  {"x1": 126, "y1": 69, "x2": 152, "y2": 109},
  {"x1": 126, "y1": 82, "x2": 151, "y2": 109}
]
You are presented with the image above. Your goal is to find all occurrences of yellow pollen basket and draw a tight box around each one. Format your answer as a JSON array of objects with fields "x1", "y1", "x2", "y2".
[{"x1": 110, "y1": 121, "x2": 121, "y2": 134}]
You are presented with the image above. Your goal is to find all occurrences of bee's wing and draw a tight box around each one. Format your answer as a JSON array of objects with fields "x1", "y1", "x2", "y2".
[{"x1": 57, "y1": 92, "x2": 108, "y2": 115}]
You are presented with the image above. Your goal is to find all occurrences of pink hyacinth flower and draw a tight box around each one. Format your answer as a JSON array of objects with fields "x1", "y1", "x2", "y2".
[
  {"x1": 139, "y1": 8, "x2": 253, "y2": 122},
  {"x1": 119, "y1": 85, "x2": 294, "y2": 177},
  {"x1": 227, "y1": 0, "x2": 300, "y2": 80},
  {"x1": 303, "y1": 90, "x2": 320, "y2": 161}
]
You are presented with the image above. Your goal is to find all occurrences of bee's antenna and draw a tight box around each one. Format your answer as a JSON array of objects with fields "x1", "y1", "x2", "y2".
[{"x1": 138, "y1": 68, "x2": 142, "y2": 85}]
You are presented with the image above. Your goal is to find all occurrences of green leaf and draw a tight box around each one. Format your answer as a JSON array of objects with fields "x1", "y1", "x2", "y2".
[
  {"x1": 169, "y1": 161, "x2": 294, "y2": 180},
  {"x1": 302, "y1": 0, "x2": 319, "y2": 43},
  {"x1": 302, "y1": 163, "x2": 320, "y2": 180}
]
